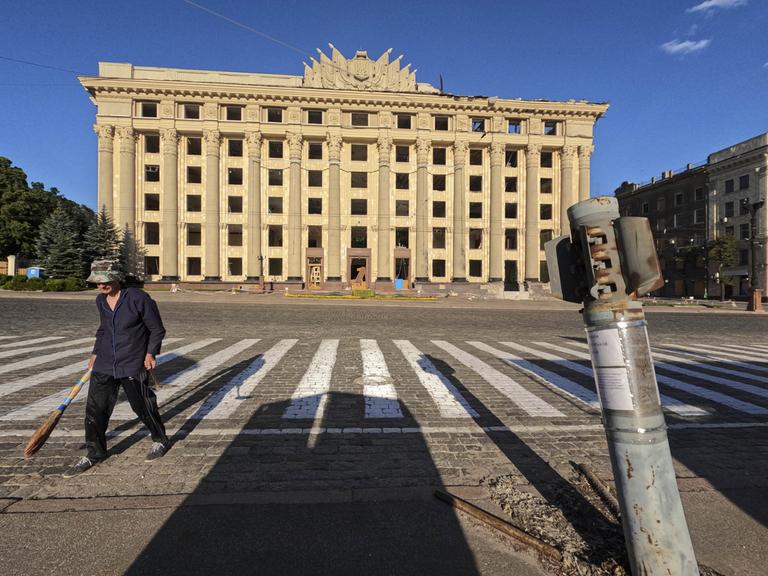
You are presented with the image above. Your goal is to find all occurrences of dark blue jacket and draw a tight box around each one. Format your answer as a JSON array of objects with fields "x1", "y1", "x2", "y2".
[{"x1": 92, "y1": 287, "x2": 166, "y2": 378}]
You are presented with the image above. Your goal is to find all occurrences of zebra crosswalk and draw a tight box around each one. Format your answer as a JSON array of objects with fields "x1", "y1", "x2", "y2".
[{"x1": 0, "y1": 332, "x2": 767, "y2": 435}]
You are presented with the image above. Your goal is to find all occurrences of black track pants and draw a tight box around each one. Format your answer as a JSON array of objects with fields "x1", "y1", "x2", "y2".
[{"x1": 85, "y1": 370, "x2": 168, "y2": 461}]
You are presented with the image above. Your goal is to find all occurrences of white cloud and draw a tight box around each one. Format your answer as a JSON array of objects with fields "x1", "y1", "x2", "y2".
[
  {"x1": 661, "y1": 38, "x2": 712, "y2": 55},
  {"x1": 687, "y1": 23, "x2": 700, "y2": 36},
  {"x1": 687, "y1": 0, "x2": 747, "y2": 13}
]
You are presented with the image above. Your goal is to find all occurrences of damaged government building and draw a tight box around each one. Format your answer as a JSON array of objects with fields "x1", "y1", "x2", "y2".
[{"x1": 79, "y1": 45, "x2": 608, "y2": 294}]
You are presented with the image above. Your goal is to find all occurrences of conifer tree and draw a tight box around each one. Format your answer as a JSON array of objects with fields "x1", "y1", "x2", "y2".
[
  {"x1": 36, "y1": 206, "x2": 82, "y2": 278},
  {"x1": 119, "y1": 225, "x2": 146, "y2": 283},
  {"x1": 82, "y1": 207, "x2": 122, "y2": 273}
]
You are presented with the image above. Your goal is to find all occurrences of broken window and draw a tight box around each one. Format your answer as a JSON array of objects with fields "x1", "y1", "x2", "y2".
[
  {"x1": 433, "y1": 147, "x2": 447, "y2": 165},
  {"x1": 140, "y1": 101, "x2": 157, "y2": 118},
  {"x1": 269, "y1": 169, "x2": 283, "y2": 186},
  {"x1": 308, "y1": 197, "x2": 322, "y2": 214},
  {"x1": 725, "y1": 179, "x2": 734, "y2": 194},
  {"x1": 268, "y1": 258, "x2": 282, "y2": 276},
  {"x1": 268, "y1": 225, "x2": 283, "y2": 247},
  {"x1": 228, "y1": 196, "x2": 243, "y2": 213},
  {"x1": 469, "y1": 228, "x2": 482, "y2": 249},
  {"x1": 228, "y1": 168, "x2": 243, "y2": 186},
  {"x1": 724, "y1": 202, "x2": 734, "y2": 217},
  {"x1": 187, "y1": 224, "x2": 202, "y2": 245},
  {"x1": 144, "y1": 222, "x2": 160, "y2": 244},
  {"x1": 267, "y1": 108, "x2": 283, "y2": 123},
  {"x1": 351, "y1": 226, "x2": 367, "y2": 248},
  {"x1": 228, "y1": 224, "x2": 243, "y2": 246},
  {"x1": 469, "y1": 175, "x2": 482, "y2": 192},
  {"x1": 228, "y1": 257, "x2": 242, "y2": 276},
  {"x1": 225, "y1": 106, "x2": 243, "y2": 121},
  {"x1": 469, "y1": 149, "x2": 483, "y2": 165},
  {"x1": 351, "y1": 112, "x2": 368, "y2": 126},
  {"x1": 505, "y1": 202, "x2": 518, "y2": 219},
  {"x1": 471, "y1": 118, "x2": 485, "y2": 132},
  {"x1": 144, "y1": 134, "x2": 160, "y2": 154},
  {"x1": 469, "y1": 260, "x2": 482, "y2": 277},
  {"x1": 144, "y1": 164, "x2": 160, "y2": 182},
  {"x1": 134, "y1": 194, "x2": 156, "y2": 218},
  {"x1": 540, "y1": 204, "x2": 553, "y2": 220},
  {"x1": 228, "y1": 139, "x2": 243, "y2": 157},
  {"x1": 740, "y1": 174, "x2": 750, "y2": 190},
  {"x1": 433, "y1": 174, "x2": 446, "y2": 191},
  {"x1": 505, "y1": 150, "x2": 518, "y2": 167},
  {"x1": 433, "y1": 201, "x2": 446, "y2": 218},
  {"x1": 351, "y1": 199, "x2": 368, "y2": 215},
  {"x1": 540, "y1": 229, "x2": 554, "y2": 250},
  {"x1": 307, "y1": 225, "x2": 322, "y2": 248},
  {"x1": 675, "y1": 192, "x2": 684, "y2": 206},
  {"x1": 432, "y1": 227, "x2": 446, "y2": 249},
  {"x1": 505, "y1": 177, "x2": 517, "y2": 193},
  {"x1": 308, "y1": 142, "x2": 323, "y2": 159},
  {"x1": 351, "y1": 144, "x2": 368, "y2": 162},
  {"x1": 543, "y1": 121, "x2": 559, "y2": 135},
  {"x1": 308, "y1": 170, "x2": 322, "y2": 187},
  {"x1": 186, "y1": 195, "x2": 201, "y2": 212},
  {"x1": 187, "y1": 257, "x2": 201, "y2": 276},
  {"x1": 397, "y1": 114, "x2": 412, "y2": 129},
  {"x1": 395, "y1": 146, "x2": 410, "y2": 162},
  {"x1": 145, "y1": 256, "x2": 160, "y2": 275},
  {"x1": 183, "y1": 103, "x2": 201, "y2": 119},
  {"x1": 540, "y1": 151, "x2": 553, "y2": 168},
  {"x1": 505, "y1": 229, "x2": 518, "y2": 250},
  {"x1": 395, "y1": 227, "x2": 409, "y2": 248},
  {"x1": 269, "y1": 141, "x2": 283, "y2": 158},
  {"x1": 469, "y1": 202, "x2": 482, "y2": 218},
  {"x1": 540, "y1": 178, "x2": 553, "y2": 194},
  {"x1": 268, "y1": 197, "x2": 283, "y2": 214},
  {"x1": 396, "y1": 173, "x2": 409, "y2": 190},
  {"x1": 396, "y1": 200, "x2": 409, "y2": 217},
  {"x1": 187, "y1": 166, "x2": 202, "y2": 184},
  {"x1": 187, "y1": 137, "x2": 201, "y2": 155},
  {"x1": 351, "y1": 172, "x2": 368, "y2": 188},
  {"x1": 307, "y1": 109, "x2": 323, "y2": 124},
  {"x1": 434, "y1": 116, "x2": 449, "y2": 131},
  {"x1": 432, "y1": 259, "x2": 446, "y2": 277},
  {"x1": 507, "y1": 119, "x2": 521, "y2": 134}
]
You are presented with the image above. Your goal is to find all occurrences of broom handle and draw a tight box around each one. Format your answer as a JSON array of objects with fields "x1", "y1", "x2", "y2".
[{"x1": 55, "y1": 370, "x2": 92, "y2": 412}]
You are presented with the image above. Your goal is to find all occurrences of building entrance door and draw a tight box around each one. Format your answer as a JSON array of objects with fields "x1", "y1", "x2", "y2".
[
  {"x1": 306, "y1": 256, "x2": 323, "y2": 290},
  {"x1": 504, "y1": 260, "x2": 519, "y2": 291},
  {"x1": 350, "y1": 257, "x2": 368, "y2": 289},
  {"x1": 395, "y1": 257, "x2": 410, "y2": 286}
]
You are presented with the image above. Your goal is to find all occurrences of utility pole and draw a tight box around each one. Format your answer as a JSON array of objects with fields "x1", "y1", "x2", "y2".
[
  {"x1": 545, "y1": 196, "x2": 699, "y2": 575},
  {"x1": 258, "y1": 255, "x2": 265, "y2": 292},
  {"x1": 744, "y1": 198, "x2": 765, "y2": 312}
]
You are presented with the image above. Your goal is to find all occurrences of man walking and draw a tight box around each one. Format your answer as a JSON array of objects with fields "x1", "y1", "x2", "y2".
[{"x1": 64, "y1": 260, "x2": 169, "y2": 477}]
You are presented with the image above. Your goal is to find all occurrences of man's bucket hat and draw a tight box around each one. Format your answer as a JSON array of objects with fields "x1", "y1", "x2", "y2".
[{"x1": 87, "y1": 260, "x2": 124, "y2": 284}]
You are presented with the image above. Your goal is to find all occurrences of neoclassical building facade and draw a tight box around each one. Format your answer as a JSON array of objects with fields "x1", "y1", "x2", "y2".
[{"x1": 80, "y1": 47, "x2": 608, "y2": 290}]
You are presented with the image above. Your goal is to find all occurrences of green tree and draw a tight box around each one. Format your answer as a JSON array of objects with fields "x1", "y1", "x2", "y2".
[
  {"x1": 708, "y1": 236, "x2": 739, "y2": 301},
  {"x1": 36, "y1": 206, "x2": 83, "y2": 278},
  {"x1": 119, "y1": 225, "x2": 146, "y2": 283},
  {"x1": 82, "y1": 208, "x2": 122, "y2": 274}
]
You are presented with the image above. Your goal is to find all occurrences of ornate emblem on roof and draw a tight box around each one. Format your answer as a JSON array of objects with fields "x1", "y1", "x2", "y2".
[{"x1": 303, "y1": 44, "x2": 417, "y2": 92}]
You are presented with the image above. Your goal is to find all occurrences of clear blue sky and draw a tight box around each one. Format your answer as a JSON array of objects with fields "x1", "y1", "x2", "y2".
[{"x1": 1, "y1": 0, "x2": 766, "y2": 209}]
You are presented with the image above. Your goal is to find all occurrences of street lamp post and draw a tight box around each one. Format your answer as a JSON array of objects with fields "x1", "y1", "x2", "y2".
[
  {"x1": 258, "y1": 255, "x2": 265, "y2": 292},
  {"x1": 746, "y1": 199, "x2": 765, "y2": 312}
]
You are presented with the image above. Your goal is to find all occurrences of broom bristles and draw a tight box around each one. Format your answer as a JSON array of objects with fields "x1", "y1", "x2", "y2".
[{"x1": 23, "y1": 409, "x2": 63, "y2": 458}]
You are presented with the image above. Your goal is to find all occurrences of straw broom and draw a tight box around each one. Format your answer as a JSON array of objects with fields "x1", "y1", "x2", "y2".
[{"x1": 24, "y1": 370, "x2": 92, "y2": 458}]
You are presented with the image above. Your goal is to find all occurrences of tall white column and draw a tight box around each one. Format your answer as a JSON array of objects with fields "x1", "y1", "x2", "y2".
[
  {"x1": 116, "y1": 126, "x2": 136, "y2": 235},
  {"x1": 489, "y1": 142, "x2": 505, "y2": 282},
  {"x1": 578, "y1": 144, "x2": 594, "y2": 202},
  {"x1": 287, "y1": 132, "x2": 303, "y2": 282},
  {"x1": 327, "y1": 134, "x2": 343, "y2": 281},
  {"x1": 415, "y1": 138, "x2": 430, "y2": 282},
  {"x1": 560, "y1": 145, "x2": 577, "y2": 235},
  {"x1": 377, "y1": 136, "x2": 392, "y2": 281},
  {"x1": 452, "y1": 141, "x2": 468, "y2": 282},
  {"x1": 203, "y1": 129, "x2": 221, "y2": 280},
  {"x1": 524, "y1": 143, "x2": 541, "y2": 282},
  {"x1": 245, "y1": 132, "x2": 263, "y2": 281},
  {"x1": 160, "y1": 128, "x2": 179, "y2": 280},
  {"x1": 95, "y1": 124, "x2": 114, "y2": 216}
]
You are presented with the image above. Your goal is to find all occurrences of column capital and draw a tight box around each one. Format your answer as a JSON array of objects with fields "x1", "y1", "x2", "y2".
[
  {"x1": 327, "y1": 133, "x2": 343, "y2": 162},
  {"x1": 160, "y1": 128, "x2": 179, "y2": 154},
  {"x1": 246, "y1": 132, "x2": 262, "y2": 159},
  {"x1": 94, "y1": 124, "x2": 114, "y2": 151},
  {"x1": 453, "y1": 140, "x2": 469, "y2": 167},
  {"x1": 526, "y1": 143, "x2": 541, "y2": 166},
  {"x1": 490, "y1": 142, "x2": 506, "y2": 166},
  {"x1": 416, "y1": 138, "x2": 430, "y2": 164},
  {"x1": 204, "y1": 130, "x2": 221, "y2": 156},
  {"x1": 116, "y1": 126, "x2": 136, "y2": 153},
  {"x1": 562, "y1": 145, "x2": 578, "y2": 162},
  {"x1": 578, "y1": 144, "x2": 594, "y2": 162},
  {"x1": 286, "y1": 131, "x2": 303, "y2": 160},
  {"x1": 377, "y1": 136, "x2": 393, "y2": 163}
]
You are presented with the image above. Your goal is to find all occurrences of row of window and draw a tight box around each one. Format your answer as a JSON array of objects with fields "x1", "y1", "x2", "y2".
[
  {"x1": 138, "y1": 102, "x2": 561, "y2": 135},
  {"x1": 146, "y1": 223, "x2": 550, "y2": 253},
  {"x1": 142, "y1": 134, "x2": 552, "y2": 167}
]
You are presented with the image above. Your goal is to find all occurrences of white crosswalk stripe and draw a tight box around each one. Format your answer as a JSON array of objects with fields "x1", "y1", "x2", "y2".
[
  {"x1": 0, "y1": 336, "x2": 18, "y2": 341},
  {"x1": 657, "y1": 344, "x2": 768, "y2": 375},
  {"x1": 0, "y1": 336, "x2": 65, "y2": 350},
  {"x1": 550, "y1": 340, "x2": 768, "y2": 415},
  {"x1": 0, "y1": 337, "x2": 94, "y2": 360},
  {"x1": 0, "y1": 339, "x2": 216, "y2": 421},
  {"x1": 432, "y1": 340, "x2": 564, "y2": 417},
  {"x1": 468, "y1": 341, "x2": 600, "y2": 409},
  {"x1": 283, "y1": 339, "x2": 339, "y2": 419},
  {"x1": 110, "y1": 339, "x2": 258, "y2": 419},
  {"x1": 361, "y1": 339, "x2": 403, "y2": 419},
  {"x1": 718, "y1": 343, "x2": 768, "y2": 354},
  {"x1": 647, "y1": 348, "x2": 768, "y2": 384},
  {"x1": 192, "y1": 339, "x2": 297, "y2": 420},
  {"x1": 528, "y1": 342, "x2": 708, "y2": 416},
  {"x1": 394, "y1": 340, "x2": 478, "y2": 418},
  {"x1": 0, "y1": 345, "x2": 95, "y2": 375}
]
